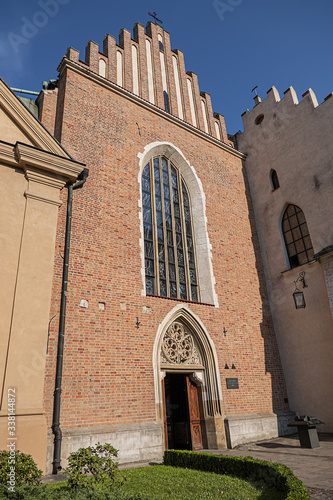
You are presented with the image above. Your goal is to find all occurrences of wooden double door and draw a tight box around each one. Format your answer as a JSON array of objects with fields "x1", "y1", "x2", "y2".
[{"x1": 163, "y1": 373, "x2": 203, "y2": 451}]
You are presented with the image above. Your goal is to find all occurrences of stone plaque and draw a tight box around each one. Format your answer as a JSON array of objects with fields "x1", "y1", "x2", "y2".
[{"x1": 226, "y1": 378, "x2": 239, "y2": 389}]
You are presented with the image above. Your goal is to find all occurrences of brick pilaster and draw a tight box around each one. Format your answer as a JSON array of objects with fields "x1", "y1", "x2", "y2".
[
  {"x1": 201, "y1": 92, "x2": 215, "y2": 136},
  {"x1": 66, "y1": 47, "x2": 80, "y2": 63},
  {"x1": 174, "y1": 49, "x2": 191, "y2": 124},
  {"x1": 103, "y1": 34, "x2": 117, "y2": 83},
  {"x1": 85, "y1": 40, "x2": 99, "y2": 73},
  {"x1": 214, "y1": 112, "x2": 228, "y2": 142},
  {"x1": 133, "y1": 23, "x2": 148, "y2": 101},
  {"x1": 119, "y1": 28, "x2": 133, "y2": 92},
  {"x1": 146, "y1": 22, "x2": 164, "y2": 109},
  {"x1": 163, "y1": 30, "x2": 178, "y2": 117},
  {"x1": 37, "y1": 89, "x2": 58, "y2": 136},
  {"x1": 188, "y1": 72, "x2": 205, "y2": 132}
]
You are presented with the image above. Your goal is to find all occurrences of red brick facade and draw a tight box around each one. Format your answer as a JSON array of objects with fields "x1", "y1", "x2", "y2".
[
  {"x1": 36, "y1": 88, "x2": 58, "y2": 136},
  {"x1": 41, "y1": 22, "x2": 289, "y2": 468}
]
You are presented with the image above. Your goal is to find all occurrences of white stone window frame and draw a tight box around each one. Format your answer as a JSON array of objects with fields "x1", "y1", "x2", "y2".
[
  {"x1": 116, "y1": 50, "x2": 123, "y2": 87},
  {"x1": 145, "y1": 39, "x2": 155, "y2": 104},
  {"x1": 131, "y1": 44, "x2": 139, "y2": 96},
  {"x1": 98, "y1": 59, "x2": 106, "y2": 78},
  {"x1": 138, "y1": 142, "x2": 219, "y2": 307}
]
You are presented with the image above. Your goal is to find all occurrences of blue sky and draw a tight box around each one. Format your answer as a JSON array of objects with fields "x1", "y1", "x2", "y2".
[{"x1": 0, "y1": 0, "x2": 332, "y2": 133}]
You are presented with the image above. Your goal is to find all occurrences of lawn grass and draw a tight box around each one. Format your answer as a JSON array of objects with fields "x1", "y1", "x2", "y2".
[
  {"x1": 119, "y1": 465, "x2": 285, "y2": 500},
  {"x1": 1, "y1": 465, "x2": 285, "y2": 499}
]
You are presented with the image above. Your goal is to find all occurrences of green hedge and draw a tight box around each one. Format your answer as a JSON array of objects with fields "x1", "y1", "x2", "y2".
[
  {"x1": 0, "y1": 483, "x2": 146, "y2": 499},
  {"x1": 163, "y1": 450, "x2": 310, "y2": 500}
]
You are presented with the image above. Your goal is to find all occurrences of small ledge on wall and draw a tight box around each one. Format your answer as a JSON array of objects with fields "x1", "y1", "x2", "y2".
[
  {"x1": 146, "y1": 294, "x2": 215, "y2": 307},
  {"x1": 280, "y1": 259, "x2": 318, "y2": 275}
]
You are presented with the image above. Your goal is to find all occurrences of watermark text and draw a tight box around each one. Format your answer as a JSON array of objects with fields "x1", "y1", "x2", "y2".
[
  {"x1": 7, "y1": 388, "x2": 16, "y2": 492},
  {"x1": 8, "y1": 0, "x2": 70, "y2": 54}
]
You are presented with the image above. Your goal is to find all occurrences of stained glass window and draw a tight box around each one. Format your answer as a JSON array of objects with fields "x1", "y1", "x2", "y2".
[
  {"x1": 282, "y1": 204, "x2": 314, "y2": 268},
  {"x1": 142, "y1": 156, "x2": 199, "y2": 301}
]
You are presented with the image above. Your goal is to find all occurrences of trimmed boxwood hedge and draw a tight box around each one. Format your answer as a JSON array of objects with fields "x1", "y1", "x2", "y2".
[{"x1": 163, "y1": 450, "x2": 310, "y2": 500}]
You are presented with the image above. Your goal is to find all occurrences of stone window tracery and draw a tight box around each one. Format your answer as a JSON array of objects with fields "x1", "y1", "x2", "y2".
[{"x1": 161, "y1": 321, "x2": 200, "y2": 365}]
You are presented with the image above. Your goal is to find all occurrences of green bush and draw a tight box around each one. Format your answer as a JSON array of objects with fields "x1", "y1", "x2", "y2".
[
  {"x1": 64, "y1": 442, "x2": 121, "y2": 491},
  {"x1": 163, "y1": 450, "x2": 310, "y2": 500},
  {"x1": 0, "y1": 450, "x2": 42, "y2": 489}
]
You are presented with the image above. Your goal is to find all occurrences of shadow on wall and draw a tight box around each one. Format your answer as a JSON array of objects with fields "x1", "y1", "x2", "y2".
[{"x1": 241, "y1": 163, "x2": 290, "y2": 419}]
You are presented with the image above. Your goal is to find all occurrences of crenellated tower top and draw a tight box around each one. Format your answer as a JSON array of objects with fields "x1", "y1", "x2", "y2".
[
  {"x1": 63, "y1": 22, "x2": 231, "y2": 145},
  {"x1": 238, "y1": 84, "x2": 333, "y2": 137}
]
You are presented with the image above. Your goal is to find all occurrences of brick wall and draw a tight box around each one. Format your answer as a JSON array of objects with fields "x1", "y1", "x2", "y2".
[
  {"x1": 42, "y1": 63, "x2": 289, "y2": 433},
  {"x1": 36, "y1": 89, "x2": 58, "y2": 136}
]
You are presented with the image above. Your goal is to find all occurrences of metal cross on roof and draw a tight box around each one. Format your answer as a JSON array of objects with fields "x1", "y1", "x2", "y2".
[{"x1": 148, "y1": 11, "x2": 163, "y2": 24}]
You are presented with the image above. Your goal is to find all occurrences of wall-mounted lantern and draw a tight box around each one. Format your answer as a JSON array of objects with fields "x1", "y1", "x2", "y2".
[{"x1": 293, "y1": 271, "x2": 307, "y2": 309}]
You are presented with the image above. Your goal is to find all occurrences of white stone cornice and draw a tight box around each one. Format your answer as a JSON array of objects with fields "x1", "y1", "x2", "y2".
[
  {"x1": 24, "y1": 190, "x2": 62, "y2": 207},
  {"x1": 58, "y1": 58, "x2": 246, "y2": 160},
  {"x1": 0, "y1": 141, "x2": 17, "y2": 166},
  {"x1": 0, "y1": 140, "x2": 84, "y2": 185},
  {"x1": 15, "y1": 142, "x2": 84, "y2": 181},
  {"x1": 0, "y1": 408, "x2": 45, "y2": 417},
  {"x1": 24, "y1": 166, "x2": 67, "y2": 189}
]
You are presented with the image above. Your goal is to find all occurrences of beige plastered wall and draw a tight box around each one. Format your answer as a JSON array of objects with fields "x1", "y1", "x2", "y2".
[
  {"x1": 0, "y1": 82, "x2": 84, "y2": 472},
  {"x1": 237, "y1": 87, "x2": 333, "y2": 431}
]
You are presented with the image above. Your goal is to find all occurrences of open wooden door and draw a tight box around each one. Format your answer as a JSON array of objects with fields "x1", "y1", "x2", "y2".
[{"x1": 186, "y1": 376, "x2": 203, "y2": 450}]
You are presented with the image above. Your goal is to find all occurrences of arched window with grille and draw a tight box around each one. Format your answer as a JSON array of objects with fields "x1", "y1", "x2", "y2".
[
  {"x1": 142, "y1": 155, "x2": 199, "y2": 301},
  {"x1": 282, "y1": 204, "x2": 314, "y2": 268}
]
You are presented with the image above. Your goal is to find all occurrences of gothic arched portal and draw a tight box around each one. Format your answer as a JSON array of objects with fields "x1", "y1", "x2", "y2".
[{"x1": 152, "y1": 305, "x2": 226, "y2": 450}]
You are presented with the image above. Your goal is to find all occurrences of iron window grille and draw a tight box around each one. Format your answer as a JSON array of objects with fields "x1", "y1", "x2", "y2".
[{"x1": 282, "y1": 204, "x2": 314, "y2": 268}]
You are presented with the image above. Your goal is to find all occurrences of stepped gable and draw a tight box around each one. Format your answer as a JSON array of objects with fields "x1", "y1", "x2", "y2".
[{"x1": 63, "y1": 21, "x2": 230, "y2": 144}]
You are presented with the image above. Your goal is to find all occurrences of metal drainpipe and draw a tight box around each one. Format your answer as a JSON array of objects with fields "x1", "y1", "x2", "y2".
[
  {"x1": 10, "y1": 87, "x2": 40, "y2": 95},
  {"x1": 52, "y1": 168, "x2": 89, "y2": 474}
]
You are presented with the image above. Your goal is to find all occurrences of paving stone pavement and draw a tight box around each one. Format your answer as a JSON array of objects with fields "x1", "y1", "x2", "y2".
[{"x1": 203, "y1": 433, "x2": 333, "y2": 500}]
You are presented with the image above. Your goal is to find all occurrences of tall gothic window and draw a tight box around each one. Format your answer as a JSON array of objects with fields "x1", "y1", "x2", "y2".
[
  {"x1": 282, "y1": 204, "x2": 314, "y2": 268},
  {"x1": 142, "y1": 156, "x2": 199, "y2": 301}
]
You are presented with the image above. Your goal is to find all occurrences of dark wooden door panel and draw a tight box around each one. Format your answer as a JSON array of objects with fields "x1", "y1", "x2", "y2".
[
  {"x1": 190, "y1": 422, "x2": 203, "y2": 450},
  {"x1": 186, "y1": 376, "x2": 203, "y2": 450}
]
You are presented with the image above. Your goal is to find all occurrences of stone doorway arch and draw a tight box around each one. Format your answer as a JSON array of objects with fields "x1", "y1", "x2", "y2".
[{"x1": 153, "y1": 305, "x2": 226, "y2": 450}]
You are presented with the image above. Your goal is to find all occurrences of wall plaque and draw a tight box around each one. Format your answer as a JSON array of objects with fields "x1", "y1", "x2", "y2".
[{"x1": 226, "y1": 378, "x2": 239, "y2": 389}]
